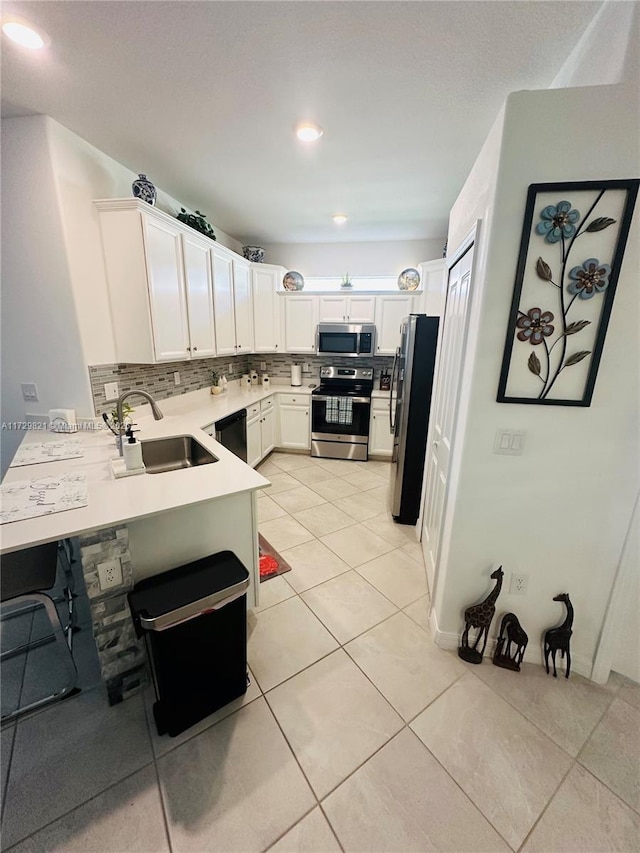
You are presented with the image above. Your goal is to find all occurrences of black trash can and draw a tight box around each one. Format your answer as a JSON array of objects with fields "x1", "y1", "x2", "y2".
[{"x1": 128, "y1": 550, "x2": 250, "y2": 737}]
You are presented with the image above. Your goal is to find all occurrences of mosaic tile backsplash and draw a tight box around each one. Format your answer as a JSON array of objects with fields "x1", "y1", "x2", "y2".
[{"x1": 88, "y1": 353, "x2": 394, "y2": 415}]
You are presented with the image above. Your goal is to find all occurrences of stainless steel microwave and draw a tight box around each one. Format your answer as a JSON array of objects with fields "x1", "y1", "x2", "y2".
[{"x1": 316, "y1": 323, "x2": 377, "y2": 357}]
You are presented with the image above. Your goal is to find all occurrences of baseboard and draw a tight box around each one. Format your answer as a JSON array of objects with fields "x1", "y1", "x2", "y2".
[{"x1": 428, "y1": 609, "x2": 593, "y2": 679}]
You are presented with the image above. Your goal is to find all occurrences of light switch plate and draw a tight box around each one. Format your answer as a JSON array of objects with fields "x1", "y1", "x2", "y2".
[
  {"x1": 21, "y1": 382, "x2": 38, "y2": 402},
  {"x1": 173, "y1": 371, "x2": 180, "y2": 386},
  {"x1": 104, "y1": 381, "x2": 119, "y2": 400},
  {"x1": 493, "y1": 429, "x2": 525, "y2": 455}
]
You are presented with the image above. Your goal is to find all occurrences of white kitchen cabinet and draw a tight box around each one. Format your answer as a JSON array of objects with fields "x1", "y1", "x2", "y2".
[
  {"x1": 369, "y1": 399, "x2": 393, "y2": 457},
  {"x1": 247, "y1": 412, "x2": 262, "y2": 468},
  {"x1": 233, "y1": 258, "x2": 253, "y2": 353},
  {"x1": 181, "y1": 232, "x2": 216, "y2": 358},
  {"x1": 375, "y1": 295, "x2": 415, "y2": 354},
  {"x1": 252, "y1": 265, "x2": 283, "y2": 352},
  {"x1": 143, "y1": 217, "x2": 191, "y2": 361},
  {"x1": 210, "y1": 246, "x2": 236, "y2": 356},
  {"x1": 283, "y1": 296, "x2": 318, "y2": 353},
  {"x1": 261, "y1": 406, "x2": 275, "y2": 456},
  {"x1": 318, "y1": 295, "x2": 376, "y2": 323},
  {"x1": 278, "y1": 394, "x2": 310, "y2": 449}
]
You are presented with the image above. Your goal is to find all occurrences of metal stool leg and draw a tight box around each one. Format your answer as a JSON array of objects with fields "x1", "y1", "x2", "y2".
[{"x1": 1, "y1": 592, "x2": 79, "y2": 724}]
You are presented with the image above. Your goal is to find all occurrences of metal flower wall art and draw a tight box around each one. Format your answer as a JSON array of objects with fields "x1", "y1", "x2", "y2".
[{"x1": 498, "y1": 180, "x2": 638, "y2": 406}]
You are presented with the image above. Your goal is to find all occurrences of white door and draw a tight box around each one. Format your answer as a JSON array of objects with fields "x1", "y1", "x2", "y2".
[
  {"x1": 375, "y1": 296, "x2": 414, "y2": 355},
  {"x1": 346, "y1": 296, "x2": 376, "y2": 323},
  {"x1": 252, "y1": 267, "x2": 281, "y2": 352},
  {"x1": 182, "y1": 233, "x2": 216, "y2": 358},
  {"x1": 247, "y1": 415, "x2": 262, "y2": 468},
  {"x1": 233, "y1": 259, "x2": 253, "y2": 353},
  {"x1": 318, "y1": 296, "x2": 348, "y2": 323},
  {"x1": 143, "y1": 218, "x2": 190, "y2": 362},
  {"x1": 211, "y1": 248, "x2": 236, "y2": 356},
  {"x1": 369, "y1": 405, "x2": 393, "y2": 456},
  {"x1": 261, "y1": 407, "x2": 275, "y2": 456},
  {"x1": 279, "y1": 405, "x2": 310, "y2": 448},
  {"x1": 421, "y1": 238, "x2": 475, "y2": 593},
  {"x1": 284, "y1": 296, "x2": 318, "y2": 353}
]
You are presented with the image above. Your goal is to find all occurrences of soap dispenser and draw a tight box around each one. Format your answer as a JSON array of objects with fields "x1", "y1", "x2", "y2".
[{"x1": 123, "y1": 427, "x2": 144, "y2": 471}]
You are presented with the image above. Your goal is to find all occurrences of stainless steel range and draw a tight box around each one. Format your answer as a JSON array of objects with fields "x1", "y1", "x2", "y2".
[{"x1": 311, "y1": 366, "x2": 374, "y2": 461}]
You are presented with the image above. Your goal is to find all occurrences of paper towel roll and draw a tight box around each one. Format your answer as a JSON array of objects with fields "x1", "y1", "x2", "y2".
[{"x1": 291, "y1": 364, "x2": 302, "y2": 386}]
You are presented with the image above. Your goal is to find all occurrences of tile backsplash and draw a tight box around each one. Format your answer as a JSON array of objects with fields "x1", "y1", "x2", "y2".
[
  {"x1": 88, "y1": 353, "x2": 394, "y2": 415},
  {"x1": 247, "y1": 354, "x2": 394, "y2": 385},
  {"x1": 88, "y1": 356, "x2": 250, "y2": 415}
]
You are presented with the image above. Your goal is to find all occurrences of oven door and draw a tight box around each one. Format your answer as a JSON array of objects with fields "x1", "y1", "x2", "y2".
[{"x1": 311, "y1": 396, "x2": 371, "y2": 442}]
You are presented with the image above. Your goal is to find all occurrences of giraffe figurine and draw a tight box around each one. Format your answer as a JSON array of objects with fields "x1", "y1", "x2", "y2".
[
  {"x1": 458, "y1": 567, "x2": 504, "y2": 664},
  {"x1": 544, "y1": 593, "x2": 573, "y2": 678},
  {"x1": 493, "y1": 612, "x2": 528, "y2": 671}
]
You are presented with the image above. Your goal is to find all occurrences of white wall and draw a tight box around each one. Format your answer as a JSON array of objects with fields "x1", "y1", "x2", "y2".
[
  {"x1": 46, "y1": 118, "x2": 243, "y2": 366},
  {"x1": 433, "y1": 83, "x2": 639, "y2": 677},
  {"x1": 1, "y1": 116, "x2": 94, "y2": 472},
  {"x1": 550, "y1": 0, "x2": 638, "y2": 89},
  {"x1": 262, "y1": 238, "x2": 445, "y2": 277}
]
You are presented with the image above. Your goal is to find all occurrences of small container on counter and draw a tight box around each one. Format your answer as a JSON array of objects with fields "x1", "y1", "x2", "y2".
[
  {"x1": 261, "y1": 374, "x2": 270, "y2": 390},
  {"x1": 123, "y1": 431, "x2": 144, "y2": 471},
  {"x1": 250, "y1": 370, "x2": 259, "y2": 387},
  {"x1": 242, "y1": 374, "x2": 251, "y2": 390}
]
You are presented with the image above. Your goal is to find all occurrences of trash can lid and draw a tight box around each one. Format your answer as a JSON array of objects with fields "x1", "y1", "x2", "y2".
[{"x1": 128, "y1": 550, "x2": 249, "y2": 621}]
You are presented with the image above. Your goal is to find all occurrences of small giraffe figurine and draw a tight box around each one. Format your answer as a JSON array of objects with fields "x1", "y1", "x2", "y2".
[
  {"x1": 493, "y1": 612, "x2": 528, "y2": 671},
  {"x1": 544, "y1": 593, "x2": 573, "y2": 678},
  {"x1": 459, "y1": 567, "x2": 504, "y2": 664}
]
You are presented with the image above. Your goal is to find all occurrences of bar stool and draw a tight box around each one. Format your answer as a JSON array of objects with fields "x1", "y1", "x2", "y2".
[{"x1": 1, "y1": 541, "x2": 79, "y2": 723}]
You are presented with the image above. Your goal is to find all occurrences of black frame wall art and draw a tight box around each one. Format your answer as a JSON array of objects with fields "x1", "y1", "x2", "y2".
[{"x1": 497, "y1": 179, "x2": 638, "y2": 406}]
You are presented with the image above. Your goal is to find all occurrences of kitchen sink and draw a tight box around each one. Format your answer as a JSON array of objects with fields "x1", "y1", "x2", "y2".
[{"x1": 140, "y1": 435, "x2": 218, "y2": 474}]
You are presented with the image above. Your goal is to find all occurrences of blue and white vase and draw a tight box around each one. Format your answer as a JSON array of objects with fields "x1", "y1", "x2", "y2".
[{"x1": 132, "y1": 174, "x2": 157, "y2": 206}]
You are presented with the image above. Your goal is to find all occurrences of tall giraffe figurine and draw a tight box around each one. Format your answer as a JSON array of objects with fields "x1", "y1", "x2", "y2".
[
  {"x1": 459, "y1": 567, "x2": 504, "y2": 664},
  {"x1": 544, "y1": 593, "x2": 573, "y2": 678}
]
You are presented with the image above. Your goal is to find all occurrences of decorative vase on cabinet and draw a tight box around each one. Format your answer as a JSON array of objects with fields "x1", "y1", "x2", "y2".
[{"x1": 132, "y1": 174, "x2": 157, "y2": 206}]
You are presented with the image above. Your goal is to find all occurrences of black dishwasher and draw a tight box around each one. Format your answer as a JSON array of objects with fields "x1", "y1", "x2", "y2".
[{"x1": 212, "y1": 409, "x2": 247, "y2": 462}]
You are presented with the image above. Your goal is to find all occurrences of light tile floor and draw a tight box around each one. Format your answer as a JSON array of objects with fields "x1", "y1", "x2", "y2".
[{"x1": 1, "y1": 451, "x2": 639, "y2": 852}]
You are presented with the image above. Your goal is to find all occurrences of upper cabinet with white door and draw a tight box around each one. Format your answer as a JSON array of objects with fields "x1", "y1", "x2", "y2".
[
  {"x1": 181, "y1": 231, "x2": 216, "y2": 358},
  {"x1": 232, "y1": 257, "x2": 253, "y2": 353},
  {"x1": 318, "y1": 296, "x2": 376, "y2": 323},
  {"x1": 210, "y1": 246, "x2": 236, "y2": 356},
  {"x1": 283, "y1": 295, "x2": 318, "y2": 353},
  {"x1": 95, "y1": 199, "x2": 217, "y2": 363},
  {"x1": 375, "y1": 295, "x2": 416, "y2": 354},
  {"x1": 252, "y1": 264, "x2": 284, "y2": 352}
]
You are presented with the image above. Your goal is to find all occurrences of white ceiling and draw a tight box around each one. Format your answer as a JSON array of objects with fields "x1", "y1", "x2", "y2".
[{"x1": 1, "y1": 1, "x2": 600, "y2": 245}]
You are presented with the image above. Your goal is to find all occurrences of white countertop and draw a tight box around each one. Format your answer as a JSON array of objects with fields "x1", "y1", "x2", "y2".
[{"x1": 1, "y1": 380, "x2": 391, "y2": 554}]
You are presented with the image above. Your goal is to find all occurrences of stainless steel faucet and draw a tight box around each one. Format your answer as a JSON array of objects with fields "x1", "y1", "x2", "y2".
[{"x1": 115, "y1": 390, "x2": 164, "y2": 456}]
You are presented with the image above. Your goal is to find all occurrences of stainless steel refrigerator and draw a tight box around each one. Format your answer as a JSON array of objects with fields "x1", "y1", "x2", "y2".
[{"x1": 390, "y1": 314, "x2": 439, "y2": 524}]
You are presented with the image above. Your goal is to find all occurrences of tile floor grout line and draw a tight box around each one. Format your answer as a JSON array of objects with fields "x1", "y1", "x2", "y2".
[
  {"x1": 317, "y1": 801, "x2": 347, "y2": 853},
  {"x1": 403, "y1": 670, "x2": 467, "y2": 727},
  {"x1": 143, "y1": 696, "x2": 175, "y2": 853},
  {"x1": 573, "y1": 758, "x2": 640, "y2": 818},
  {"x1": 0, "y1": 724, "x2": 17, "y2": 823},
  {"x1": 514, "y1": 756, "x2": 577, "y2": 853},
  {"x1": 2, "y1": 757, "x2": 158, "y2": 851},
  {"x1": 467, "y1": 665, "x2": 620, "y2": 762}
]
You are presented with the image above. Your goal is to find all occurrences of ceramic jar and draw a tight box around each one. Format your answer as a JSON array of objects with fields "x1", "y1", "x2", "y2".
[{"x1": 132, "y1": 174, "x2": 157, "y2": 206}]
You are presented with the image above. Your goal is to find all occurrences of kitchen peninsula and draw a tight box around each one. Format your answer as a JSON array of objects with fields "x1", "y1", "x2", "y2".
[{"x1": 0, "y1": 384, "x2": 273, "y2": 703}]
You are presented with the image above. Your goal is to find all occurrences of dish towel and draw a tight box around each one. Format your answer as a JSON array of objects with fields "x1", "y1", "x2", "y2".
[{"x1": 325, "y1": 397, "x2": 353, "y2": 426}]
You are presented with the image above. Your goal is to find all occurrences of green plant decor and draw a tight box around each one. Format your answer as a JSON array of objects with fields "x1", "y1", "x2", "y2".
[
  {"x1": 176, "y1": 208, "x2": 217, "y2": 241},
  {"x1": 341, "y1": 272, "x2": 353, "y2": 288},
  {"x1": 109, "y1": 403, "x2": 134, "y2": 429},
  {"x1": 211, "y1": 370, "x2": 220, "y2": 387}
]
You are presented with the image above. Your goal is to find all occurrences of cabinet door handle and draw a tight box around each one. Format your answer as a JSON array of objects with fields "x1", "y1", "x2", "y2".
[
  {"x1": 187, "y1": 346, "x2": 191, "y2": 351},
  {"x1": 193, "y1": 346, "x2": 198, "y2": 351}
]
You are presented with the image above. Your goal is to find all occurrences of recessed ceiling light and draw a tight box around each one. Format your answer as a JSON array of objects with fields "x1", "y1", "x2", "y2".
[
  {"x1": 295, "y1": 122, "x2": 323, "y2": 143},
  {"x1": 2, "y1": 19, "x2": 48, "y2": 49},
  {"x1": 332, "y1": 214, "x2": 348, "y2": 224}
]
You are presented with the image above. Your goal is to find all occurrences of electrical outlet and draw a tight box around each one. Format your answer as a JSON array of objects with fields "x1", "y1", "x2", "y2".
[
  {"x1": 260, "y1": 362, "x2": 267, "y2": 371},
  {"x1": 98, "y1": 558, "x2": 122, "y2": 590},
  {"x1": 21, "y1": 382, "x2": 38, "y2": 402},
  {"x1": 228, "y1": 363, "x2": 233, "y2": 374},
  {"x1": 173, "y1": 371, "x2": 180, "y2": 386},
  {"x1": 104, "y1": 381, "x2": 119, "y2": 400},
  {"x1": 302, "y1": 362, "x2": 310, "y2": 373},
  {"x1": 510, "y1": 572, "x2": 529, "y2": 595}
]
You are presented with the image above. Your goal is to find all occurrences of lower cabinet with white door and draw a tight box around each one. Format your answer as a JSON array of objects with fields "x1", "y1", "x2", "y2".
[
  {"x1": 246, "y1": 396, "x2": 276, "y2": 468},
  {"x1": 369, "y1": 397, "x2": 393, "y2": 457},
  {"x1": 277, "y1": 394, "x2": 310, "y2": 450}
]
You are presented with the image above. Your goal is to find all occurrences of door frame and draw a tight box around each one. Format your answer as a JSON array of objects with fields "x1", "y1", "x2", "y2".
[{"x1": 418, "y1": 221, "x2": 481, "y2": 604}]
